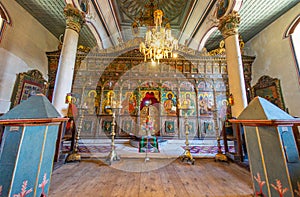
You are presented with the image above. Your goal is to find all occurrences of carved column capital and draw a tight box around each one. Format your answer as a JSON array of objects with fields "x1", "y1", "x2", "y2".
[
  {"x1": 218, "y1": 11, "x2": 240, "y2": 39},
  {"x1": 64, "y1": 4, "x2": 86, "y2": 33}
]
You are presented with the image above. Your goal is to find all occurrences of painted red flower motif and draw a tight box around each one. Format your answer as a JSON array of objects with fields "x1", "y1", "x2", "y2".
[
  {"x1": 13, "y1": 180, "x2": 33, "y2": 197},
  {"x1": 271, "y1": 179, "x2": 288, "y2": 197},
  {"x1": 38, "y1": 173, "x2": 49, "y2": 196},
  {"x1": 254, "y1": 173, "x2": 266, "y2": 197}
]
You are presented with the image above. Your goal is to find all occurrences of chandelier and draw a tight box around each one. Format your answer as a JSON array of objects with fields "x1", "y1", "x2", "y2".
[{"x1": 134, "y1": 1, "x2": 178, "y2": 64}]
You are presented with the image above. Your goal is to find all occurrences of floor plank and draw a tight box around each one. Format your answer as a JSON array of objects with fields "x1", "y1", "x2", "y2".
[{"x1": 49, "y1": 158, "x2": 254, "y2": 197}]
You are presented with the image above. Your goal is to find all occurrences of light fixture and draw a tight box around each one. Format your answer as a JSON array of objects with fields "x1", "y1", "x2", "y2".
[{"x1": 134, "y1": 1, "x2": 178, "y2": 64}]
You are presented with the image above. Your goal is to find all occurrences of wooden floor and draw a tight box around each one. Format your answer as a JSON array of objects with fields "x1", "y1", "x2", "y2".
[{"x1": 49, "y1": 158, "x2": 254, "y2": 197}]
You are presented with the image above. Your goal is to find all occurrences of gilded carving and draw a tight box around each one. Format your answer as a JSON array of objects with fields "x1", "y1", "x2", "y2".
[
  {"x1": 218, "y1": 11, "x2": 240, "y2": 39},
  {"x1": 209, "y1": 40, "x2": 226, "y2": 56},
  {"x1": 209, "y1": 36, "x2": 244, "y2": 56},
  {"x1": 64, "y1": 4, "x2": 86, "y2": 33},
  {"x1": 46, "y1": 42, "x2": 255, "y2": 139}
]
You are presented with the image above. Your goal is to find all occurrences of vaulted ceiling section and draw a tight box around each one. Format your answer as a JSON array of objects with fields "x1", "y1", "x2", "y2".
[{"x1": 15, "y1": 0, "x2": 299, "y2": 51}]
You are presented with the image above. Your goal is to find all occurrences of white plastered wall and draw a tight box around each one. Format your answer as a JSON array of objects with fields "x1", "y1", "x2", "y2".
[
  {"x1": 0, "y1": 0, "x2": 59, "y2": 113},
  {"x1": 244, "y1": 3, "x2": 300, "y2": 117}
]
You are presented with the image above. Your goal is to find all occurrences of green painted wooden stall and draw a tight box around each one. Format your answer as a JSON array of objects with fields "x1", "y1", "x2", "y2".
[
  {"x1": 0, "y1": 94, "x2": 68, "y2": 197},
  {"x1": 231, "y1": 97, "x2": 300, "y2": 197}
]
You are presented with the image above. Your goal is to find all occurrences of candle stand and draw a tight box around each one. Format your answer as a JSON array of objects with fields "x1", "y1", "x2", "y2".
[
  {"x1": 106, "y1": 105, "x2": 122, "y2": 165},
  {"x1": 212, "y1": 88, "x2": 228, "y2": 163},
  {"x1": 179, "y1": 107, "x2": 195, "y2": 165},
  {"x1": 144, "y1": 125, "x2": 151, "y2": 162},
  {"x1": 66, "y1": 107, "x2": 86, "y2": 162}
]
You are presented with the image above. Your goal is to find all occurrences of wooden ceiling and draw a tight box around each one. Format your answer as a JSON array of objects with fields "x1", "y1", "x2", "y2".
[{"x1": 15, "y1": 0, "x2": 299, "y2": 51}]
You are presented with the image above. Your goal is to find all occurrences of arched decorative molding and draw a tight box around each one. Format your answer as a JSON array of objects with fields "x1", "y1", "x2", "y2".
[
  {"x1": 284, "y1": 14, "x2": 300, "y2": 38},
  {"x1": 86, "y1": 22, "x2": 103, "y2": 49},
  {"x1": 0, "y1": 2, "x2": 12, "y2": 42},
  {"x1": 198, "y1": 26, "x2": 218, "y2": 51},
  {"x1": 232, "y1": 0, "x2": 243, "y2": 13},
  {"x1": 88, "y1": 37, "x2": 213, "y2": 58}
]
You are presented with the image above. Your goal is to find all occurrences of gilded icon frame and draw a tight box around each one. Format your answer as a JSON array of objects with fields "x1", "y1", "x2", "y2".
[
  {"x1": 10, "y1": 69, "x2": 48, "y2": 109},
  {"x1": 251, "y1": 75, "x2": 285, "y2": 110}
]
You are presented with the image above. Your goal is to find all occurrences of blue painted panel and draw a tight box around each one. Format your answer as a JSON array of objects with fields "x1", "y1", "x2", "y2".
[
  {"x1": 0, "y1": 124, "x2": 60, "y2": 197},
  {"x1": 0, "y1": 126, "x2": 22, "y2": 197},
  {"x1": 259, "y1": 127, "x2": 293, "y2": 197},
  {"x1": 36, "y1": 125, "x2": 59, "y2": 196},
  {"x1": 10, "y1": 125, "x2": 45, "y2": 197},
  {"x1": 288, "y1": 162, "x2": 300, "y2": 194},
  {"x1": 278, "y1": 126, "x2": 299, "y2": 162},
  {"x1": 244, "y1": 126, "x2": 268, "y2": 196}
]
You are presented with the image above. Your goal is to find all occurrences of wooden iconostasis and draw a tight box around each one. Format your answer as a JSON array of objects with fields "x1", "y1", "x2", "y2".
[{"x1": 47, "y1": 47, "x2": 254, "y2": 140}]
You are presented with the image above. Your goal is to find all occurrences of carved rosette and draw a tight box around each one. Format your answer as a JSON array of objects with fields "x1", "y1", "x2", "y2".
[
  {"x1": 218, "y1": 11, "x2": 240, "y2": 39},
  {"x1": 64, "y1": 4, "x2": 86, "y2": 33}
]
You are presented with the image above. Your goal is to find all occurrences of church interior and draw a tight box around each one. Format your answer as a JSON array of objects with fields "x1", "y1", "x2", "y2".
[{"x1": 0, "y1": 0, "x2": 300, "y2": 196}]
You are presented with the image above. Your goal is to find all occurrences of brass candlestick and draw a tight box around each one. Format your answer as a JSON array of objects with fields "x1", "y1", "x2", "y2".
[
  {"x1": 179, "y1": 106, "x2": 195, "y2": 165},
  {"x1": 215, "y1": 135, "x2": 228, "y2": 162},
  {"x1": 66, "y1": 77, "x2": 92, "y2": 163},
  {"x1": 212, "y1": 87, "x2": 228, "y2": 162},
  {"x1": 144, "y1": 125, "x2": 151, "y2": 162},
  {"x1": 214, "y1": 113, "x2": 227, "y2": 162},
  {"x1": 106, "y1": 104, "x2": 122, "y2": 165},
  {"x1": 144, "y1": 114, "x2": 155, "y2": 162},
  {"x1": 215, "y1": 111, "x2": 228, "y2": 162},
  {"x1": 66, "y1": 107, "x2": 86, "y2": 162}
]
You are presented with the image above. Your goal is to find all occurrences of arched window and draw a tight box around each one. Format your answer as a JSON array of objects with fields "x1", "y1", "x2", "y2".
[
  {"x1": 285, "y1": 15, "x2": 300, "y2": 82},
  {"x1": 0, "y1": 3, "x2": 11, "y2": 43}
]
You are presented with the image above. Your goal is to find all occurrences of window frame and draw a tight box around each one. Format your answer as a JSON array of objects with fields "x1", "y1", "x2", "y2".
[
  {"x1": 0, "y1": 3, "x2": 11, "y2": 43},
  {"x1": 285, "y1": 15, "x2": 300, "y2": 84}
]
